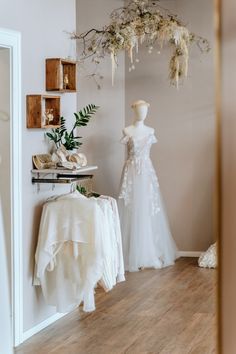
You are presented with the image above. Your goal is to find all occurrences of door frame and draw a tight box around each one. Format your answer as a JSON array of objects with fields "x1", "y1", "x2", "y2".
[{"x1": 0, "y1": 28, "x2": 22, "y2": 347}]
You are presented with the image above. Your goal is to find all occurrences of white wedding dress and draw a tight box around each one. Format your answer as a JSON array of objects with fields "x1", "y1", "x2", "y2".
[{"x1": 118, "y1": 132, "x2": 178, "y2": 272}]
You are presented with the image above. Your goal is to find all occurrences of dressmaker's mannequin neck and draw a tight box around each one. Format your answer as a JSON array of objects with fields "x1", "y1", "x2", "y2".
[{"x1": 134, "y1": 120, "x2": 145, "y2": 128}]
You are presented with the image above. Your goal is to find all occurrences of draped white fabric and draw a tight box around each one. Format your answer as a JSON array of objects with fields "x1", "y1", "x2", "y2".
[
  {"x1": 95, "y1": 196, "x2": 125, "y2": 291},
  {"x1": 34, "y1": 191, "x2": 125, "y2": 313},
  {"x1": 119, "y1": 133, "x2": 178, "y2": 272}
]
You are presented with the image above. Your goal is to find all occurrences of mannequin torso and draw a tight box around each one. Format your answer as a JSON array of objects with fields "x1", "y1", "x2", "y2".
[{"x1": 123, "y1": 122, "x2": 154, "y2": 140}]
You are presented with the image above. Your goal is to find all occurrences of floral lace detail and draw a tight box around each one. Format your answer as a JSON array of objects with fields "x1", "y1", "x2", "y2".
[
  {"x1": 198, "y1": 243, "x2": 217, "y2": 269},
  {"x1": 119, "y1": 134, "x2": 160, "y2": 215}
]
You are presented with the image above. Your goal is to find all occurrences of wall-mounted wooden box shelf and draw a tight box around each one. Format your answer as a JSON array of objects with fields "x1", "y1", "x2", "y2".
[
  {"x1": 46, "y1": 58, "x2": 77, "y2": 92},
  {"x1": 26, "y1": 94, "x2": 61, "y2": 129}
]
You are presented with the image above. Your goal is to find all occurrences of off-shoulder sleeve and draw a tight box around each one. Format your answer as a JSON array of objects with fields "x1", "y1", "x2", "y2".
[
  {"x1": 120, "y1": 135, "x2": 129, "y2": 144},
  {"x1": 151, "y1": 133, "x2": 158, "y2": 144}
]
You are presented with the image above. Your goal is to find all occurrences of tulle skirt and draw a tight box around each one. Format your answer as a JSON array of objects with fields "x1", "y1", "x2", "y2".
[{"x1": 118, "y1": 164, "x2": 178, "y2": 272}]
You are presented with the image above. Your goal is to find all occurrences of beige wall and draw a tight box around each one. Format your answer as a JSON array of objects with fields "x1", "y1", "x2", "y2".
[
  {"x1": 125, "y1": 0, "x2": 216, "y2": 251},
  {"x1": 76, "y1": 0, "x2": 125, "y2": 198},
  {"x1": 0, "y1": 0, "x2": 77, "y2": 333},
  {"x1": 221, "y1": 0, "x2": 236, "y2": 352}
]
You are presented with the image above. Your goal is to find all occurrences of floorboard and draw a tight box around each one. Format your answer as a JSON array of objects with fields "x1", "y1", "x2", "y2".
[{"x1": 15, "y1": 258, "x2": 217, "y2": 354}]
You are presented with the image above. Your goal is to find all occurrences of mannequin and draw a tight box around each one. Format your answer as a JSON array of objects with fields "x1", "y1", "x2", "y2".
[
  {"x1": 118, "y1": 99, "x2": 178, "y2": 272},
  {"x1": 123, "y1": 100, "x2": 154, "y2": 139}
]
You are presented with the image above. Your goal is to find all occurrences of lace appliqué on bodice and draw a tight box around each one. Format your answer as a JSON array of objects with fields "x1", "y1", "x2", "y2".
[{"x1": 119, "y1": 133, "x2": 160, "y2": 215}]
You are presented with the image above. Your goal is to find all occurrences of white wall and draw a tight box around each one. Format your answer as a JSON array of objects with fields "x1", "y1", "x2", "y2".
[
  {"x1": 0, "y1": 0, "x2": 77, "y2": 333},
  {"x1": 76, "y1": 0, "x2": 125, "y2": 198},
  {"x1": 125, "y1": 0, "x2": 215, "y2": 251}
]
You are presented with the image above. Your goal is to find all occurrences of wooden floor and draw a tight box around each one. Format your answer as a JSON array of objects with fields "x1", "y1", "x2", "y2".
[{"x1": 16, "y1": 258, "x2": 217, "y2": 354}]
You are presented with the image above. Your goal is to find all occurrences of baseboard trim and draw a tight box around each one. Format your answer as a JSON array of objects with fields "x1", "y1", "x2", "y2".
[
  {"x1": 22, "y1": 312, "x2": 67, "y2": 343},
  {"x1": 178, "y1": 251, "x2": 202, "y2": 258}
]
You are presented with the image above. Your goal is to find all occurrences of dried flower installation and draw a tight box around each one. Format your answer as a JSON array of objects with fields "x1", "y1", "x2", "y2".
[{"x1": 72, "y1": 0, "x2": 210, "y2": 88}]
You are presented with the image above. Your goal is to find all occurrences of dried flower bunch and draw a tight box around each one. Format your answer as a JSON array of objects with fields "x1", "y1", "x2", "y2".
[{"x1": 72, "y1": 0, "x2": 210, "y2": 88}]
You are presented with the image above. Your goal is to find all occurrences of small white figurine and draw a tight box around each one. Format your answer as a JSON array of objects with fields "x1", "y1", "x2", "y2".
[
  {"x1": 63, "y1": 74, "x2": 69, "y2": 89},
  {"x1": 45, "y1": 109, "x2": 54, "y2": 126}
]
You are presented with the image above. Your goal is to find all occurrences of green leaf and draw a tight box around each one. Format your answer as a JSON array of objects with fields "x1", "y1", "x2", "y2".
[{"x1": 45, "y1": 104, "x2": 99, "y2": 150}]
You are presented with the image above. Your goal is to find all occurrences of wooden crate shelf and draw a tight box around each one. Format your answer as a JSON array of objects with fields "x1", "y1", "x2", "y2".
[
  {"x1": 46, "y1": 58, "x2": 77, "y2": 92},
  {"x1": 26, "y1": 94, "x2": 61, "y2": 129}
]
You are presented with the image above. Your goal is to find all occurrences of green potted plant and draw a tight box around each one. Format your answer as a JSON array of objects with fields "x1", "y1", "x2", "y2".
[{"x1": 46, "y1": 103, "x2": 99, "y2": 151}]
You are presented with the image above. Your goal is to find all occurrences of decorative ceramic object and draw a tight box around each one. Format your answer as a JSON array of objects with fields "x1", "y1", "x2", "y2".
[
  {"x1": 32, "y1": 154, "x2": 56, "y2": 170},
  {"x1": 52, "y1": 146, "x2": 88, "y2": 170},
  {"x1": 77, "y1": 153, "x2": 87, "y2": 167},
  {"x1": 68, "y1": 153, "x2": 87, "y2": 167}
]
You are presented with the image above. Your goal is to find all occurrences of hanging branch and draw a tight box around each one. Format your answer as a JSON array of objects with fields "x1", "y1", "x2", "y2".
[{"x1": 72, "y1": 0, "x2": 210, "y2": 88}]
